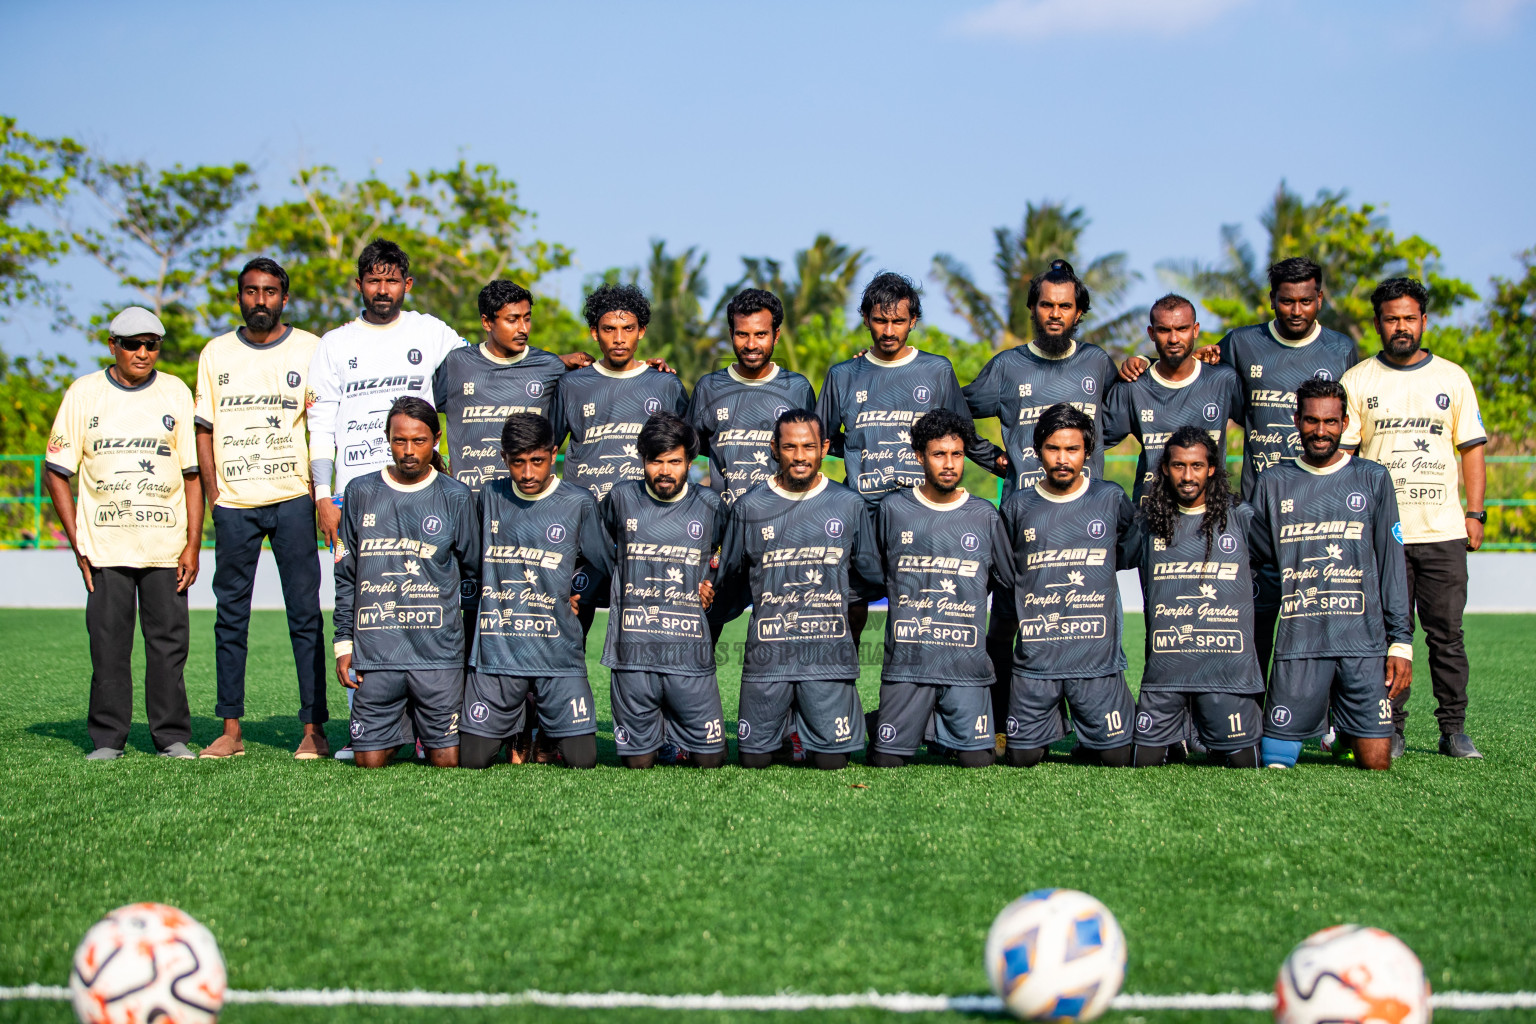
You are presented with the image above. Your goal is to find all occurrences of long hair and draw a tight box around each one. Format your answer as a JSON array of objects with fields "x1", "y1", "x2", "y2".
[{"x1": 1144, "y1": 425, "x2": 1232, "y2": 557}]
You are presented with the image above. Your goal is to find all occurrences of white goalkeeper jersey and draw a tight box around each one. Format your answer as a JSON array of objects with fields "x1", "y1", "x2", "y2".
[{"x1": 306, "y1": 311, "x2": 464, "y2": 496}]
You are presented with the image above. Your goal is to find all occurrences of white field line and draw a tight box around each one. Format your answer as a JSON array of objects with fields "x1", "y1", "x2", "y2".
[{"x1": 5, "y1": 984, "x2": 1536, "y2": 1012}]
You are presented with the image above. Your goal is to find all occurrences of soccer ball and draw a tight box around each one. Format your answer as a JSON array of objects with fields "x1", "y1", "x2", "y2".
[
  {"x1": 1275, "y1": 924, "x2": 1431, "y2": 1024},
  {"x1": 70, "y1": 902, "x2": 226, "y2": 1024},
  {"x1": 985, "y1": 888, "x2": 1126, "y2": 1021}
]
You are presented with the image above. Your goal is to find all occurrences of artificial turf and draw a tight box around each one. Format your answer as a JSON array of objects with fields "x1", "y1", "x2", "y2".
[{"x1": 0, "y1": 609, "x2": 1531, "y2": 1024}]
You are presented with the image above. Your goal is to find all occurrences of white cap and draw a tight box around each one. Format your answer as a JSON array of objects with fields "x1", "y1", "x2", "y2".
[{"x1": 108, "y1": 306, "x2": 165, "y2": 338}]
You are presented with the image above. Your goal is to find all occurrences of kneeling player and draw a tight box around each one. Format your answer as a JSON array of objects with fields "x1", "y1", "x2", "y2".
[
  {"x1": 1250, "y1": 379, "x2": 1412, "y2": 771},
  {"x1": 1129, "y1": 427, "x2": 1263, "y2": 767},
  {"x1": 459, "y1": 413, "x2": 613, "y2": 769},
  {"x1": 600, "y1": 413, "x2": 727, "y2": 768},
  {"x1": 998, "y1": 404, "x2": 1138, "y2": 767},
  {"x1": 868, "y1": 410, "x2": 1012, "y2": 767},
  {"x1": 715, "y1": 409, "x2": 883, "y2": 770},
  {"x1": 333, "y1": 398, "x2": 480, "y2": 768}
]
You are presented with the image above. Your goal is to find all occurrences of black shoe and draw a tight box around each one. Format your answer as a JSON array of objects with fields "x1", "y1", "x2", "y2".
[
  {"x1": 1439, "y1": 732, "x2": 1483, "y2": 759},
  {"x1": 1389, "y1": 734, "x2": 1405, "y2": 760}
]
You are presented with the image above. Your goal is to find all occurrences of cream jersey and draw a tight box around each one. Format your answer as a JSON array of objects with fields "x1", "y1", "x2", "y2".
[
  {"x1": 1341, "y1": 352, "x2": 1486, "y2": 544},
  {"x1": 46, "y1": 369, "x2": 197, "y2": 568},
  {"x1": 306, "y1": 311, "x2": 465, "y2": 496},
  {"x1": 195, "y1": 326, "x2": 321, "y2": 508}
]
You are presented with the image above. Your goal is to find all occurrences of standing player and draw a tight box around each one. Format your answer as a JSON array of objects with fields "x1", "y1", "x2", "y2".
[
  {"x1": 867, "y1": 409, "x2": 1013, "y2": 768},
  {"x1": 715, "y1": 409, "x2": 883, "y2": 770},
  {"x1": 194, "y1": 258, "x2": 329, "y2": 760},
  {"x1": 1250, "y1": 379, "x2": 1412, "y2": 771},
  {"x1": 1342, "y1": 277, "x2": 1486, "y2": 759},
  {"x1": 1121, "y1": 258, "x2": 1358, "y2": 676},
  {"x1": 458, "y1": 413, "x2": 611, "y2": 770},
  {"x1": 998, "y1": 404, "x2": 1138, "y2": 767},
  {"x1": 332, "y1": 398, "x2": 478, "y2": 768},
  {"x1": 963, "y1": 259, "x2": 1121, "y2": 740},
  {"x1": 687, "y1": 288, "x2": 816, "y2": 505},
  {"x1": 1128, "y1": 427, "x2": 1264, "y2": 768},
  {"x1": 44, "y1": 307, "x2": 203, "y2": 760},
  {"x1": 307, "y1": 239, "x2": 464, "y2": 548},
  {"x1": 1103, "y1": 295, "x2": 1243, "y2": 504},
  {"x1": 600, "y1": 413, "x2": 727, "y2": 769}
]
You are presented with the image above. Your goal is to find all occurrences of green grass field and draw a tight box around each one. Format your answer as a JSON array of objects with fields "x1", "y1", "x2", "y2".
[{"x1": 1, "y1": 609, "x2": 1532, "y2": 1024}]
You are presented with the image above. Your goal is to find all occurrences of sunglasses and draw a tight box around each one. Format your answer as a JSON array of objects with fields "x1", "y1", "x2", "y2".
[{"x1": 114, "y1": 338, "x2": 162, "y2": 352}]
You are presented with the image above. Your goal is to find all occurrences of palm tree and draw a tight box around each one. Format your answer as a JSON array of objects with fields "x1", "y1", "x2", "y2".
[
  {"x1": 731, "y1": 234, "x2": 867, "y2": 375},
  {"x1": 931, "y1": 201, "x2": 1142, "y2": 355},
  {"x1": 641, "y1": 240, "x2": 717, "y2": 388}
]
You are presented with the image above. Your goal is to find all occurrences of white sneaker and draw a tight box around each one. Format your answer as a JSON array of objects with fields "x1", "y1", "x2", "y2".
[
  {"x1": 1266, "y1": 762, "x2": 1290, "y2": 769},
  {"x1": 1320, "y1": 728, "x2": 1338, "y2": 754},
  {"x1": 334, "y1": 744, "x2": 355, "y2": 761}
]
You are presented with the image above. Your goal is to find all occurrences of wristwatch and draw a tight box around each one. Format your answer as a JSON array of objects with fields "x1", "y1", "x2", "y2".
[{"x1": 1465, "y1": 510, "x2": 1487, "y2": 524}]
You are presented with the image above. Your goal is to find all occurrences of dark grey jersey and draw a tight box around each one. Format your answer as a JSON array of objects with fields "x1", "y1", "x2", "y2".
[
  {"x1": 964, "y1": 342, "x2": 1119, "y2": 498},
  {"x1": 716, "y1": 477, "x2": 883, "y2": 682},
  {"x1": 333, "y1": 469, "x2": 480, "y2": 670},
  {"x1": 433, "y1": 344, "x2": 567, "y2": 493},
  {"x1": 999, "y1": 479, "x2": 1137, "y2": 679},
  {"x1": 600, "y1": 482, "x2": 725, "y2": 675},
  {"x1": 551, "y1": 365, "x2": 689, "y2": 502},
  {"x1": 1129, "y1": 502, "x2": 1264, "y2": 693},
  {"x1": 816, "y1": 350, "x2": 1000, "y2": 505},
  {"x1": 1250, "y1": 455, "x2": 1411, "y2": 660},
  {"x1": 687, "y1": 364, "x2": 817, "y2": 505},
  {"x1": 1103, "y1": 361, "x2": 1244, "y2": 503},
  {"x1": 1218, "y1": 322, "x2": 1359, "y2": 500},
  {"x1": 876, "y1": 488, "x2": 1014, "y2": 686},
  {"x1": 471, "y1": 478, "x2": 614, "y2": 676}
]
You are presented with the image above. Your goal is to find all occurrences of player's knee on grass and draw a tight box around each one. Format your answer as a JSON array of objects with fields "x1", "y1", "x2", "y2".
[
  {"x1": 1004, "y1": 746, "x2": 1047, "y2": 767},
  {"x1": 956, "y1": 748, "x2": 994, "y2": 768},
  {"x1": 353, "y1": 747, "x2": 397, "y2": 769},
  {"x1": 559, "y1": 734, "x2": 597, "y2": 769},
  {"x1": 1262, "y1": 737, "x2": 1302, "y2": 768},
  {"x1": 692, "y1": 751, "x2": 726, "y2": 769},
  {"x1": 866, "y1": 750, "x2": 910, "y2": 768},
  {"x1": 622, "y1": 753, "x2": 656, "y2": 770},
  {"x1": 1223, "y1": 744, "x2": 1260, "y2": 768},
  {"x1": 458, "y1": 734, "x2": 503, "y2": 769},
  {"x1": 740, "y1": 751, "x2": 774, "y2": 769},
  {"x1": 1095, "y1": 745, "x2": 1133, "y2": 768},
  {"x1": 1353, "y1": 737, "x2": 1392, "y2": 771},
  {"x1": 427, "y1": 745, "x2": 459, "y2": 768},
  {"x1": 812, "y1": 752, "x2": 848, "y2": 770},
  {"x1": 1134, "y1": 744, "x2": 1169, "y2": 767}
]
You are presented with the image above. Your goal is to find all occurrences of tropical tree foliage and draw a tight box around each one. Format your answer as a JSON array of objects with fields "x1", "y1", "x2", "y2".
[
  {"x1": 0, "y1": 117, "x2": 80, "y2": 317},
  {"x1": 640, "y1": 240, "x2": 719, "y2": 384},
  {"x1": 732, "y1": 234, "x2": 867, "y2": 377},
  {"x1": 932, "y1": 201, "x2": 1142, "y2": 355}
]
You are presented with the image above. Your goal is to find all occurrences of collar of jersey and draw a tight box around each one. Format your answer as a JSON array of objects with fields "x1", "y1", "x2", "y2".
[
  {"x1": 480, "y1": 342, "x2": 529, "y2": 366},
  {"x1": 1027, "y1": 340, "x2": 1077, "y2": 361},
  {"x1": 1373, "y1": 350, "x2": 1434, "y2": 372},
  {"x1": 1268, "y1": 319, "x2": 1321, "y2": 348},
  {"x1": 1296, "y1": 451, "x2": 1351, "y2": 476},
  {"x1": 105, "y1": 367, "x2": 158, "y2": 393},
  {"x1": 728, "y1": 362, "x2": 781, "y2": 385},
  {"x1": 768, "y1": 474, "x2": 828, "y2": 500},
  {"x1": 237, "y1": 325, "x2": 293, "y2": 351},
  {"x1": 646, "y1": 482, "x2": 689, "y2": 503},
  {"x1": 1149, "y1": 360, "x2": 1201, "y2": 390},
  {"x1": 352, "y1": 312, "x2": 412, "y2": 331},
  {"x1": 912, "y1": 485, "x2": 969, "y2": 512},
  {"x1": 1033, "y1": 476, "x2": 1090, "y2": 503},
  {"x1": 380, "y1": 466, "x2": 438, "y2": 492},
  {"x1": 864, "y1": 348, "x2": 918, "y2": 368},
  {"x1": 593, "y1": 361, "x2": 647, "y2": 379},
  {"x1": 1179, "y1": 502, "x2": 1207, "y2": 516},
  {"x1": 514, "y1": 477, "x2": 560, "y2": 501}
]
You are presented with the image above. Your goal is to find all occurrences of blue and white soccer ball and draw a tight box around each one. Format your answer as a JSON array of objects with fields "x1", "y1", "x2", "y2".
[
  {"x1": 1275, "y1": 924, "x2": 1430, "y2": 1024},
  {"x1": 70, "y1": 902, "x2": 226, "y2": 1024},
  {"x1": 985, "y1": 888, "x2": 1127, "y2": 1021}
]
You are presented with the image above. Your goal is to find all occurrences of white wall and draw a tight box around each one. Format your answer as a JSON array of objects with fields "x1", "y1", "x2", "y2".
[{"x1": 2, "y1": 550, "x2": 1533, "y2": 613}]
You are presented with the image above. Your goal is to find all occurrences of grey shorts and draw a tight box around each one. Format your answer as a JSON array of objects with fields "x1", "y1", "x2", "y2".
[
  {"x1": 1005, "y1": 672, "x2": 1134, "y2": 751},
  {"x1": 462, "y1": 670, "x2": 596, "y2": 739},
  {"x1": 1134, "y1": 690, "x2": 1263, "y2": 751},
  {"x1": 610, "y1": 670, "x2": 726, "y2": 755},
  {"x1": 737, "y1": 679, "x2": 864, "y2": 755},
  {"x1": 871, "y1": 682, "x2": 993, "y2": 755},
  {"x1": 1265, "y1": 657, "x2": 1394, "y2": 740},
  {"x1": 349, "y1": 667, "x2": 463, "y2": 752}
]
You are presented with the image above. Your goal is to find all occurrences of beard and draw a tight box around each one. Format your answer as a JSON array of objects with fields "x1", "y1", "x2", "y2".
[
  {"x1": 1031, "y1": 316, "x2": 1078, "y2": 357},
  {"x1": 1384, "y1": 330, "x2": 1421, "y2": 359},
  {"x1": 242, "y1": 305, "x2": 279, "y2": 331}
]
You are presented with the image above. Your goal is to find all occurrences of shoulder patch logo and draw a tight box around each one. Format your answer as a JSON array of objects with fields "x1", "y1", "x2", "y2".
[
  {"x1": 1391, "y1": 522, "x2": 1404, "y2": 544},
  {"x1": 1435, "y1": 392, "x2": 1450, "y2": 410},
  {"x1": 407, "y1": 348, "x2": 423, "y2": 365},
  {"x1": 287, "y1": 371, "x2": 301, "y2": 388}
]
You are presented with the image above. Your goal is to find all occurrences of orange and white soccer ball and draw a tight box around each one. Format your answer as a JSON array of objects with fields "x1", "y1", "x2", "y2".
[
  {"x1": 70, "y1": 902, "x2": 226, "y2": 1024},
  {"x1": 985, "y1": 888, "x2": 1127, "y2": 1021},
  {"x1": 1275, "y1": 925, "x2": 1431, "y2": 1024}
]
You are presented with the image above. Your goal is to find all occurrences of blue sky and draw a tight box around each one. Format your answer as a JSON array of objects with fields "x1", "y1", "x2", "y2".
[{"x1": 4, "y1": 0, "x2": 1534, "y2": 361}]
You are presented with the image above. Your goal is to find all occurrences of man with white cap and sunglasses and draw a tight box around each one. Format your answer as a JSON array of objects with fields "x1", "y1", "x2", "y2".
[{"x1": 44, "y1": 306, "x2": 204, "y2": 760}]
